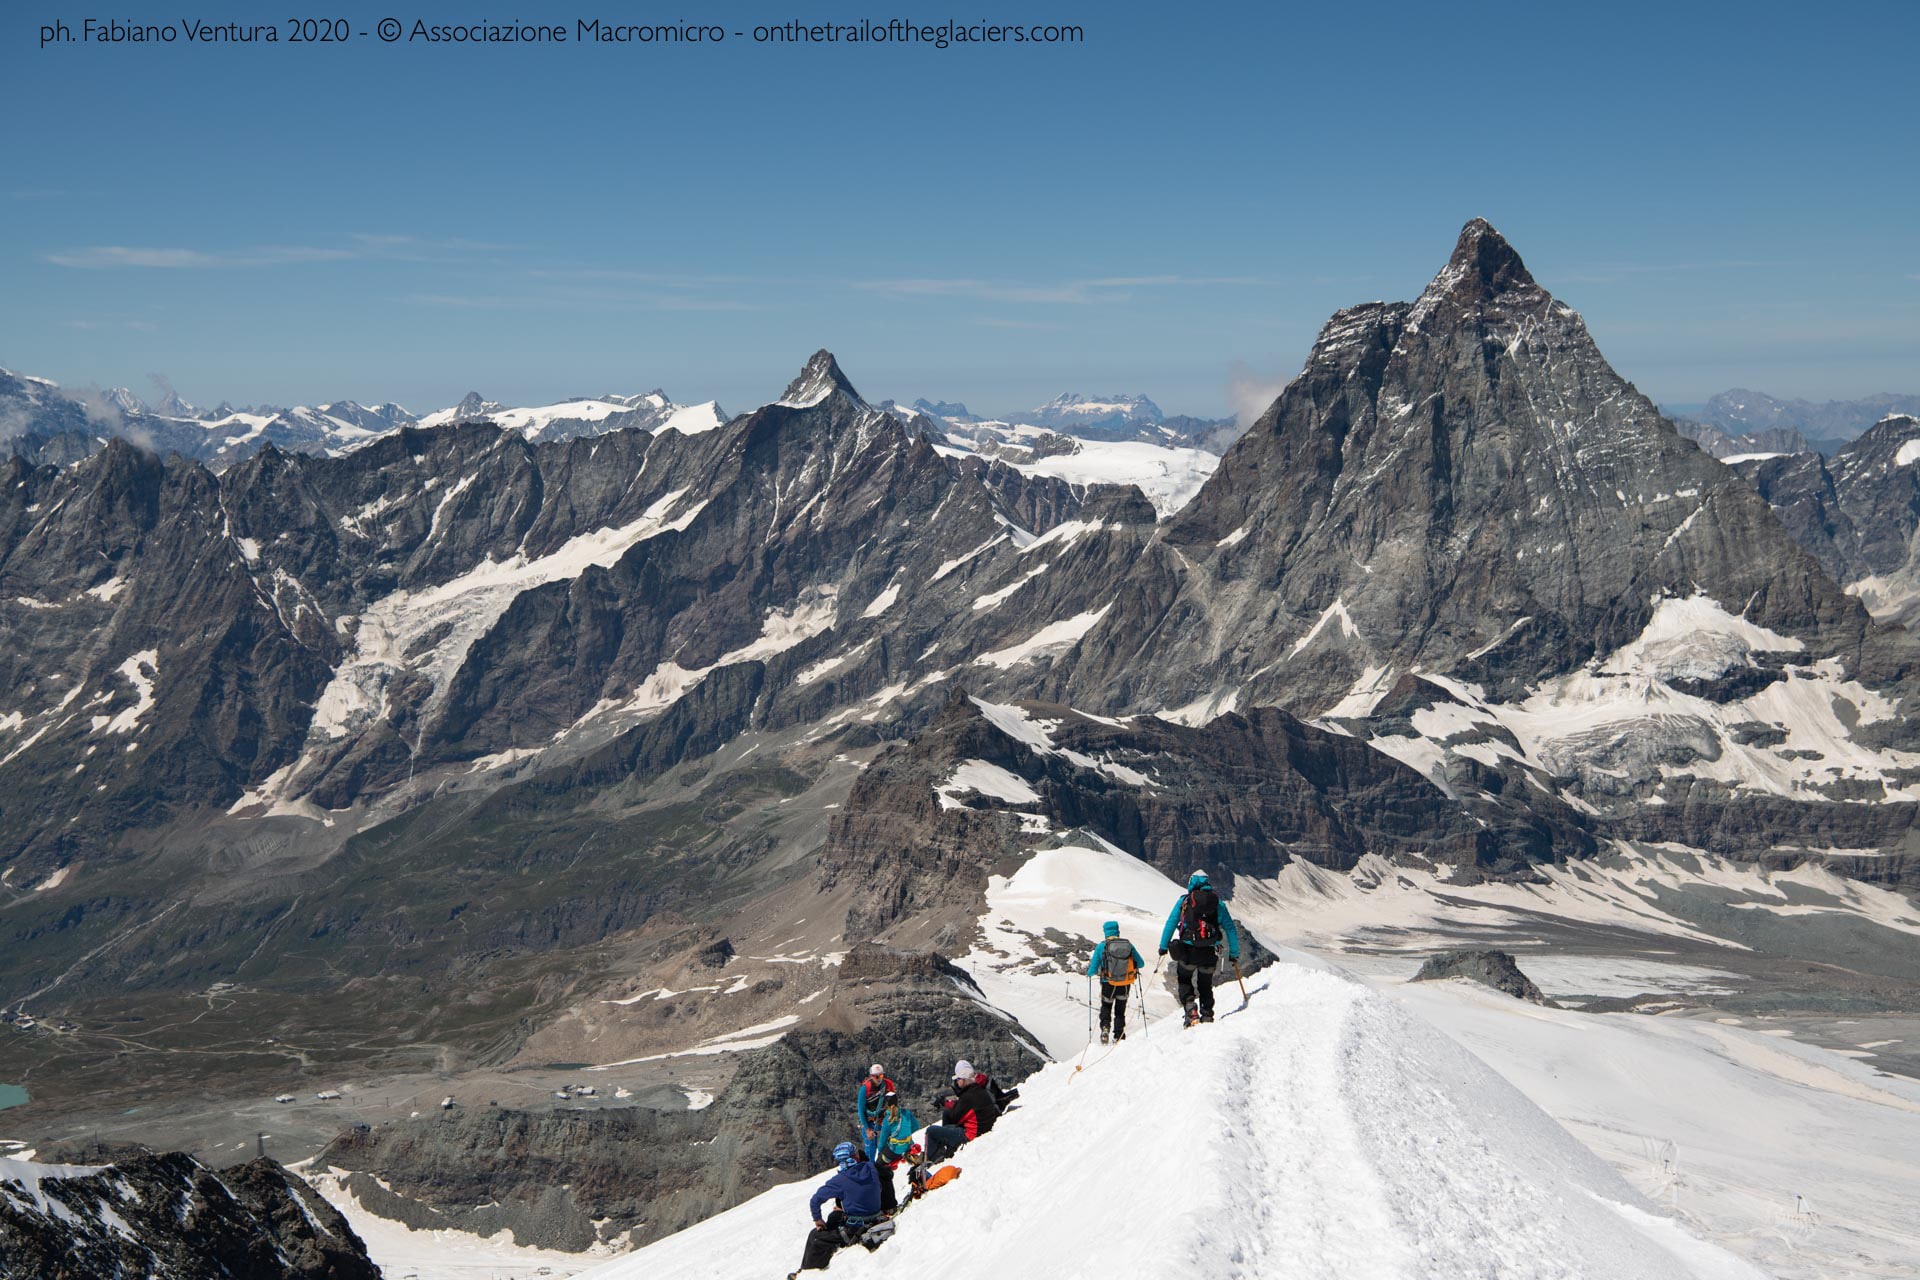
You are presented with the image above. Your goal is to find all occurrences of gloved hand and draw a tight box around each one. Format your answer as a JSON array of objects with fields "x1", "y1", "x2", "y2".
[
  {"x1": 1157, "y1": 948, "x2": 1168, "y2": 957},
  {"x1": 1230, "y1": 953, "x2": 1240, "y2": 963}
]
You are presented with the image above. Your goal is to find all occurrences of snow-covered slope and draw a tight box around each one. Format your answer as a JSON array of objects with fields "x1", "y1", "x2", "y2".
[
  {"x1": 569, "y1": 845, "x2": 1771, "y2": 1280},
  {"x1": 939, "y1": 418, "x2": 1217, "y2": 518},
  {"x1": 416, "y1": 390, "x2": 727, "y2": 440}
]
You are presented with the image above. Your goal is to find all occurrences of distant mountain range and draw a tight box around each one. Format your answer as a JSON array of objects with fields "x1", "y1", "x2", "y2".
[
  {"x1": 0, "y1": 372, "x2": 728, "y2": 470},
  {"x1": 1668, "y1": 388, "x2": 1920, "y2": 459}
]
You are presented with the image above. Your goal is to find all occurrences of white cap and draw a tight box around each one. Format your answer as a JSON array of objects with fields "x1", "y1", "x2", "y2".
[
  {"x1": 954, "y1": 1059, "x2": 975, "y2": 1079},
  {"x1": 869, "y1": 1063, "x2": 885, "y2": 1076}
]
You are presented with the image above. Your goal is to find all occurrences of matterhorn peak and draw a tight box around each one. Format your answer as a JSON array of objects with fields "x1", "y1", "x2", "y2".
[
  {"x1": 777, "y1": 349, "x2": 863, "y2": 409},
  {"x1": 1412, "y1": 217, "x2": 1542, "y2": 319}
]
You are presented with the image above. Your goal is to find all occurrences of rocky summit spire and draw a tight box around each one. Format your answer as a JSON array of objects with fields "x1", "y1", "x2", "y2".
[
  {"x1": 1414, "y1": 218, "x2": 1540, "y2": 318},
  {"x1": 778, "y1": 349, "x2": 863, "y2": 409}
]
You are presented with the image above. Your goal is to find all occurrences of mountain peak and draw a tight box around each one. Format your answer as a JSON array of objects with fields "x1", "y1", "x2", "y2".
[
  {"x1": 777, "y1": 349, "x2": 862, "y2": 409},
  {"x1": 1424, "y1": 218, "x2": 1537, "y2": 309}
]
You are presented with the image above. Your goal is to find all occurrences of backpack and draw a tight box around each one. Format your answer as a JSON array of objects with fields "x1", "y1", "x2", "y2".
[
  {"x1": 1178, "y1": 887, "x2": 1221, "y2": 945},
  {"x1": 1100, "y1": 938, "x2": 1138, "y2": 985}
]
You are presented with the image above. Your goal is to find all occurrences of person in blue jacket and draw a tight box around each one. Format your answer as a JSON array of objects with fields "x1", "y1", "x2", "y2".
[
  {"x1": 872, "y1": 1090, "x2": 918, "y2": 1211},
  {"x1": 1084, "y1": 920, "x2": 1145, "y2": 1043},
  {"x1": 854, "y1": 1063, "x2": 894, "y2": 1159},
  {"x1": 794, "y1": 1141, "x2": 882, "y2": 1274},
  {"x1": 1158, "y1": 870, "x2": 1240, "y2": 1026}
]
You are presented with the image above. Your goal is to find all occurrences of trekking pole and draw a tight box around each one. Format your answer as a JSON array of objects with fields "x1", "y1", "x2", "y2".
[
  {"x1": 1073, "y1": 974, "x2": 1094, "y2": 1075},
  {"x1": 1138, "y1": 977, "x2": 1150, "y2": 1041}
]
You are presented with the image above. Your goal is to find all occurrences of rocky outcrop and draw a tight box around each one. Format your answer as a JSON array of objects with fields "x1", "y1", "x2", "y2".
[
  {"x1": 1733, "y1": 415, "x2": 1920, "y2": 628},
  {"x1": 317, "y1": 943, "x2": 1045, "y2": 1251},
  {"x1": 1412, "y1": 950, "x2": 1554, "y2": 1005},
  {"x1": 821, "y1": 691, "x2": 1598, "y2": 939},
  {"x1": 0, "y1": 1151, "x2": 379, "y2": 1280}
]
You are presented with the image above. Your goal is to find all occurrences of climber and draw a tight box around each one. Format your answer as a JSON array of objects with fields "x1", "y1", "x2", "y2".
[
  {"x1": 1084, "y1": 919, "x2": 1145, "y2": 1043},
  {"x1": 922, "y1": 1059, "x2": 998, "y2": 1161},
  {"x1": 791, "y1": 1140, "x2": 882, "y2": 1275},
  {"x1": 1158, "y1": 870, "x2": 1241, "y2": 1026},
  {"x1": 854, "y1": 1062, "x2": 895, "y2": 1159},
  {"x1": 872, "y1": 1089, "x2": 917, "y2": 1211}
]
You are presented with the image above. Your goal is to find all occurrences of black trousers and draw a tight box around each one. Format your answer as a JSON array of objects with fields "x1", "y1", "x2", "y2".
[
  {"x1": 1170, "y1": 940, "x2": 1218, "y2": 1016},
  {"x1": 924, "y1": 1123, "x2": 966, "y2": 1162},
  {"x1": 1098, "y1": 981, "x2": 1131, "y2": 1036},
  {"x1": 878, "y1": 1161, "x2": 898, "y2": 1213},
  {"x1": 800, "y1": 1209, "x2": 865, "y2": 1271}
]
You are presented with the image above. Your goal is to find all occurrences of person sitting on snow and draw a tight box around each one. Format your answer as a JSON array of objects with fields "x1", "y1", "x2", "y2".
[
  {"x1": 792, "y1": 1141, "x2": 882, "y2": 1275},
  {"x1": 923, "y1": 1059, "x2": 998, "y2": 1161},
  {"x1": 854, "y1": 1062, "x2": 895, "y2": 1160},
  {"x1": 1085, "y1": 919, "x2": 1145, "y2": 1043},
  {"x1": 1158, "y1": 869, "x2": 1241, "y2": 1026}
]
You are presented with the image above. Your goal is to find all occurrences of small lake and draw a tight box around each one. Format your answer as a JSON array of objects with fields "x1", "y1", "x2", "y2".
[{"x1": 0, "y1": 1084, "x2": 28, "y2": 1111}]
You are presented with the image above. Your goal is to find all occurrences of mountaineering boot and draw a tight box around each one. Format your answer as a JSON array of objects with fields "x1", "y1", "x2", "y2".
[
  {"x1": 1183, "y1": 1003, "x2": 1200, "y2": 1028},
  {"x1": 1100, "y1": 1030, "x2": 1110, "y2": 1045},
  {"x1": 1200, "y1": 1012, "x2": 1215, "y2": 1023}
]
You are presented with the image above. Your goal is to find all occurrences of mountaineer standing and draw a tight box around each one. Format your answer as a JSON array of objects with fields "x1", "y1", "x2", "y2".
[
  {"x1": 1158, "y1": 870, "x2": 1240, "y2": 1026},
  {"x1": 1084, "y1": 920, "x2": 1145, "y2": 1043}
]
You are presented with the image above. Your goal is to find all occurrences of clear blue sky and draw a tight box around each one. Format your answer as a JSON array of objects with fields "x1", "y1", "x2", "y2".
[{"x1": 2, "y1": 0, "x2": 1914, "y2": 418}]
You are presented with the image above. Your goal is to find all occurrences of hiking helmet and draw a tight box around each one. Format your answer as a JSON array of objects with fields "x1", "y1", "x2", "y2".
[
  {"x1": 953, "y1": 1059, "x2": 975, "y2": 1080},
  {"x1": 1188, "y1": 869, "x2": 1210, "y2": 888},
  {"x1": 833, "y1": 1140, "x2": 859, "y2": 1169},
  {"x1": 1102, "y1": 920, "x2": 1120, "y2": 937}
]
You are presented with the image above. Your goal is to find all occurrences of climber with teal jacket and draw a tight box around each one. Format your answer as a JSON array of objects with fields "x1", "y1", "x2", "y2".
[
  {"x1": 1084, "y1": 920, "x2": 1146, "y2": 1043},
  {"x1": 1158, "y1": 870, "x2": 1240, "y2": 1026}
]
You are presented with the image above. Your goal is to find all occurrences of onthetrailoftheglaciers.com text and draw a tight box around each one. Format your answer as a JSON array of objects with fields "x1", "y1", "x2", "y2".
[{"x1": 36, "y1": 17, "x2": 1086, "y2": 50}]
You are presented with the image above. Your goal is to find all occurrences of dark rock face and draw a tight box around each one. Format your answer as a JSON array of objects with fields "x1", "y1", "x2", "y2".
[
  {"x1": 0, "y1": 1151, "x2": 379, "y2": 1280},
  {"x1": 318, "y1": 945, "x2": 1044, "y2": 1250},
  {"x1": 1412, "y1": 949, "x2": 1554, "y2": 1006}
]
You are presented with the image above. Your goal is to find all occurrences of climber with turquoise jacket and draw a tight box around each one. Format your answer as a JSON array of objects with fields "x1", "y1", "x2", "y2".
[
  {"x1": 1158, "y1": 870, "x2": 1241, "y2": 1026},
  {"x1": 1083, "y1": 920, "x2": 1146, "y2": 1043}
]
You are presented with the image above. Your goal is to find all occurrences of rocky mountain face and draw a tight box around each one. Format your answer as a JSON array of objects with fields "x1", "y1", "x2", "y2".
[
  {"x1": 316, "y1": 943, "x2": 1042, "y2": 1251},
  {"x1": 1732, "y1": 414, "x2": 1920, "y2": 627},
  {"x1": 0, "y1": 1151, "x2": 379, "y2": 1280},
  {"x1": 819, "y1": 691, "x2": 1595, "y2": 940}
]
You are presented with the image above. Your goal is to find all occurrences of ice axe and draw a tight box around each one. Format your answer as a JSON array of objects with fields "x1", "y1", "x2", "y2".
[{"x1": 1232, "y1": 958, "x2": 1249, "y2": 1009}]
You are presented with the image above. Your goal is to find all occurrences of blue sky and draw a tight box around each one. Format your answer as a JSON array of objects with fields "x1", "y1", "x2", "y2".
[{"x1": 2, "y1": 0, "x2": 1915, "y2": 418}]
